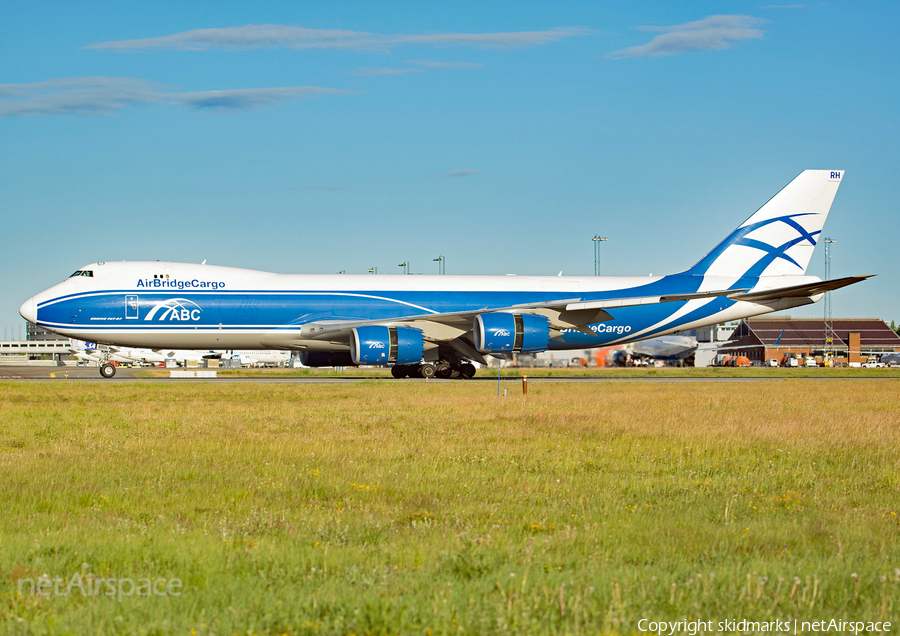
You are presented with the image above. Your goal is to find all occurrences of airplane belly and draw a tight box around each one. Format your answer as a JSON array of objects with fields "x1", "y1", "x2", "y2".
[{"x1": 39, "y1": 327, "x2": 270, "y2": 350}]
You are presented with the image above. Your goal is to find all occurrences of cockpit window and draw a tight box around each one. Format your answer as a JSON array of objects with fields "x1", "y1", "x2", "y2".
[{"x1": 69, "y1": 270, "x2": 94, "y2": 278}]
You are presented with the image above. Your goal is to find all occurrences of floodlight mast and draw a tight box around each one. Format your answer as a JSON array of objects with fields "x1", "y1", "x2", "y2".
[
  {"x1": 592, "y1": 235, "x2": 608, "y2": 276},
  {"x1": 823, "y1": 238, "x2": 837, "y2": 359}
]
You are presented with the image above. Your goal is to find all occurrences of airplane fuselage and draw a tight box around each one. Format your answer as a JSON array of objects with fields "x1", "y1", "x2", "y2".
[{"x1": 21, "y1": 261, "x2": 818, "y2": 351}]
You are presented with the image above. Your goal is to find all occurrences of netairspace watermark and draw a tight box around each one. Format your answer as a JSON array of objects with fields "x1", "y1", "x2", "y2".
[
  {"x1": 638, "y1": 619, "x2": 892, "y2": 635},
  {"x1": 18, "y1": 573, "x2": 182, "y2": 603}
]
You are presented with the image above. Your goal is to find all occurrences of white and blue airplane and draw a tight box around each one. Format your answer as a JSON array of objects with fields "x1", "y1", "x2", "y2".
[{"x1": 19, "y1": 170, "x2": 869, "y2": 379}]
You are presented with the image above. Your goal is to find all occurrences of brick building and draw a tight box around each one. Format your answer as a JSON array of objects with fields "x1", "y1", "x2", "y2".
[{"x1": 725, "y1": 316, "x2": 900, "y2": 364}]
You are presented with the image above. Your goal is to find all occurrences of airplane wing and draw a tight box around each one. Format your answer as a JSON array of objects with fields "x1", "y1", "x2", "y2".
[
  {"x1": 265, "y1": 287, "x2": 750, "y2": 352},
  {"x1": 268, "y1": 276, "x2": 871, "y2": 363}
]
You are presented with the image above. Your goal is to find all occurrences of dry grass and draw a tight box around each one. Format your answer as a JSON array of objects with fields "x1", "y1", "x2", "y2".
[{"x1": 1, "y1": 380, "x2": 898, "y2": 634}]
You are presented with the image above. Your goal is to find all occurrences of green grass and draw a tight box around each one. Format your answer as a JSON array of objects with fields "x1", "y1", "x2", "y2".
[{"x1": 1, "y1": 380, "x2": 899, "y2": 634}]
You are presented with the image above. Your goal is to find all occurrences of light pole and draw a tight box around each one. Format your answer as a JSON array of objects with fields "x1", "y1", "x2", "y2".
[
  {"x1": 398, "y1": 261, "x2": 409, "y2": 275},
  {"x1": 367, "y1": 267, "x2": 378, "y2": 274},
  {"x1": 433, "y1": 254, "x2": 445, "y2": 275},
  {"x1": 592, "y1": 235, "x2": 608, "y2": 276},
  {"x1": 823, "y1": 237, "x2": 836, "y2": 358}
]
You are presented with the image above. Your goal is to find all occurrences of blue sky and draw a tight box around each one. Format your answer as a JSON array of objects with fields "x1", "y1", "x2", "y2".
[{"x1": 3, "y1": 1, "x2": 898, "y2": 336}]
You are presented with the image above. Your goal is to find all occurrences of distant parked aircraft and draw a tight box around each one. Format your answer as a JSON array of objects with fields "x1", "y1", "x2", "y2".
[
  {"x1": 67, "y1": 339, "x2": 291, "y2": 368},
  {"x1": 68, "y1": 339, "x2": 103, "y2": 364},
  {"x1": 593, "y1": 334, "x2": 698, "y2": 366},
  {"x1": 224, "y1": 350, "x2": 291, "y2": 367}
]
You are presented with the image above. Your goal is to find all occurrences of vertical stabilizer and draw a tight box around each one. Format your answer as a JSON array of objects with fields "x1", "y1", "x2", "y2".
[{"x1": 685, "y1": 170, "x2": 844, "y2": 278}]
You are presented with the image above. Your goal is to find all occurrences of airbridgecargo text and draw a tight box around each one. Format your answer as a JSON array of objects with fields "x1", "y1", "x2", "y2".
[
  {"x1": 136, "y1": 279, "x2": 224, "y2": 290},
  {"x1": 563, "y1": 324, "x2": 632, "y2": 335},
  {"x1": 636, "y1": 618, "x2": 891, "y2": 634}
]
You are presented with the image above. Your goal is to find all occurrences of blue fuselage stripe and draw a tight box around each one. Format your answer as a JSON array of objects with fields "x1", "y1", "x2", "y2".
[{"x1": 34, "y1": 274, "x2": 741, "y2": 348}]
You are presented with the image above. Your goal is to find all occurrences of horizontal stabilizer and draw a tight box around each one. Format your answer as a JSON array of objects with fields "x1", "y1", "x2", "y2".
[
  {"x1": 728, "y1": 275, "x2": 873, "y2": 303},
  {"x1": 565, "y1": 288, "x2": 743, "y2": 312},
  {"x1": 659, "y1": 288, "x2": 749, "y2": 303}
]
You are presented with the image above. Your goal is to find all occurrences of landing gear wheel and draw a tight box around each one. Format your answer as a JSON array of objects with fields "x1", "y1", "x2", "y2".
[
  {"x1": 100, "y1": 363, "x2": 117, "y2": 379},
  {"x1": 435, "y1": 362, "x2": 452, "y2": 379},
  {"x1": 391, "y1": 365, "x2": 409, "y2": 379},
  {"x1": 418, "y1": 363, "x2": 436, "y2": 379},
  {"x1": 459, "y1": 362, "x2": 476, "y2": 379}
]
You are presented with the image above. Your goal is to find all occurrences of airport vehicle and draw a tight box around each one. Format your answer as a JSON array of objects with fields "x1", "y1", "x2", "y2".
[
  {"x1": 718, "y1": 354, "x2": 751, "y2": 367},
  {"x1": 20, "y1": 170, "x2": 870, "y2": 379}
]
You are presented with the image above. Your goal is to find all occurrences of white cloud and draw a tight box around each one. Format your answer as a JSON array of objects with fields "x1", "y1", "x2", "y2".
[
  {"x1": 0, "y1": 77, "x2": 354, "y2": 117},
  {"x1": 174, "y1": 86, "x2": 353, "y2": 110},
  {"x1": 0, "y1": 77, "x2": 163, "y2": 116},
  {"x1": 607, "y1": 15, "x2": 765, "y2": 59},
  {"x1": 86, "y1": 25, "x2": 592, "y2": 52}
]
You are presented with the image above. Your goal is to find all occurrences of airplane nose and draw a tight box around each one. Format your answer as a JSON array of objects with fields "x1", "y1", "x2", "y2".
[{"x1": 19, "y1": 297, "x2": 37, "y2": 324}]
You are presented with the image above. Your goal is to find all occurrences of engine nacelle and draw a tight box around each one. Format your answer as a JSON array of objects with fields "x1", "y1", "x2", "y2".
[
  {"x1": 474, "y1": 313, "x2": 550, "y2": 353},
  {"x1": 351, "y1": 325, "x2": 424, "y2": 365}
]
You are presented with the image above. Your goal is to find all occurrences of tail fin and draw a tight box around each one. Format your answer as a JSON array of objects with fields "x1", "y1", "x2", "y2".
[
  {"x1": 684, "y1": 170, "x2": 844, "y2": 278},
  {"x1": 68, "y1": 338, "x2": 96, "y2": 352}
]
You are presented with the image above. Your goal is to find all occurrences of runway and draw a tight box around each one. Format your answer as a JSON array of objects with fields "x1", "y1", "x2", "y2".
[{"x1": 1, "y1": 366, "x2": 895, "y2": 383}]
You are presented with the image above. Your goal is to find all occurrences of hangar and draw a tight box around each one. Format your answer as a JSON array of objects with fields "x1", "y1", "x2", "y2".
[{"x1": 725, "y1": 316, "x2": 900, "y2": 365}]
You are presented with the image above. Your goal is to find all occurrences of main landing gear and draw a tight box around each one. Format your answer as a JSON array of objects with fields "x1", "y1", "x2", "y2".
[
  {"x1": 391, "y1": 361, "x2": 476, "y2": 379},
  {"x1": 100, "y1": 363, "x2": 117, "y2": 378}
]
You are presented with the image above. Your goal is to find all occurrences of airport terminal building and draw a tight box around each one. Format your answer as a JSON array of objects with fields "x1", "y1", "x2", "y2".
[{"x1": 725, "y1": 316, "x2": 900, "y2": 364}]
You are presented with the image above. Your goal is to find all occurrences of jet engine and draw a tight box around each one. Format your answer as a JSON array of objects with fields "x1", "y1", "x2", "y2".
[
  {"x1": 351, "y1": 325, "x2": 424, "y2": 365},
  {"x1": 474, "y1": 312, "x2": 550, "y2": 353}
]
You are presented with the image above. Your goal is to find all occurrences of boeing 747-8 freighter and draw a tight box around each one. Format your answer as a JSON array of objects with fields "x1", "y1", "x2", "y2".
[{"x1": 20, "y1": 170, "x2": 870, "y2": 378}]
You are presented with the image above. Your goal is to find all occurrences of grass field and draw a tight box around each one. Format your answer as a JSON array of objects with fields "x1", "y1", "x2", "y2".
[{"x1": 2, "y1": 380, "x2": 899, "y2": 634}]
